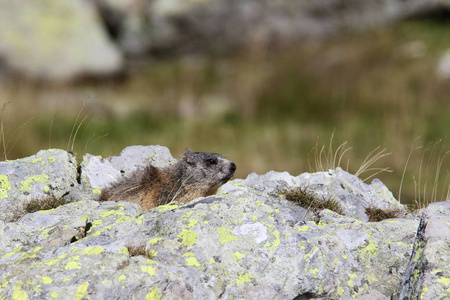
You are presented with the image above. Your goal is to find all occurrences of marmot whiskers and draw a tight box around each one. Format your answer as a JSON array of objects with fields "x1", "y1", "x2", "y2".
[{"x1": 99, "y1": 149, "x2": 236, "y2": 210}]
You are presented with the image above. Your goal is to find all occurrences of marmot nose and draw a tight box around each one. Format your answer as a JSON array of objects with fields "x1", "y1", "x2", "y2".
[{"x1": 230, "y1": 162, "x2": 236, "y2": 173}]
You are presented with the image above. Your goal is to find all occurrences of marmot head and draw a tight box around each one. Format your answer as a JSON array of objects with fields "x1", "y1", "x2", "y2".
[{"x1": 181, "y1": 149, "x2": 236, "y2": 190}]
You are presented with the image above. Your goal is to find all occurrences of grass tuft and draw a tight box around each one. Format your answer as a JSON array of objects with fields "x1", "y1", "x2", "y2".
[
  {"x1": 11, "y1": 196, "x2": 72, "y2": 222},
  {"x1": 309, "y1": 133, "x2": 392, "y2": 182},
  {"x1": 127, "y1": 245, "x2": 157, "y2": 259},
  {"x1": 282, "y1": 186, "x2": 344, "y2": 215},
  {"x1": 365, "y1": 206, "x2": 399, "y2": 222},
  {"x1": 309, "y1": 131, "x2": 352, "y2": 173},
  {"x1": 23, "y1": 196, "x2": 69, "y2": 214}
]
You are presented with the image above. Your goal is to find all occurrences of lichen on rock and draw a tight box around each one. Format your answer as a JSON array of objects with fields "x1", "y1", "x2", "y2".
[{"x1": 0, "y1": 145, "x2": 445, "y2": 299}]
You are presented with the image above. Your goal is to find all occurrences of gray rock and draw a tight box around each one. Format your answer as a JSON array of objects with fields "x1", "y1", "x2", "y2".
[
  {"x1": 97, "y1": 0, "x2": 442, "y2": 55},
  {"x1": 394, "y1": 200, "x2": 450, "y2": 299},
  {"x1": 0, "y1": 0, "x2": 123, "y2": 82},
  {"x1": 0, "y1": 149, "x2": 77, "y2": 222},
  {"x1": 71, "y1": 145, "x2": 177, "y2": 201},
  {"x1": 0, "y1": 145, "x2": 440, "y2": 299},
  {"x1": 437, "y1": 50, "x2": 450, "y2": 78},
  {"x1": 0, "y1": 192, "x2": 418, "y2": 299},
  {"x1": 234, "y1": 167, "x2": 405, "y2": 222}
]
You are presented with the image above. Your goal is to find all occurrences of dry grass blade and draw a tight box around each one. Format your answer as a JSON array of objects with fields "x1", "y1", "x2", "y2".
[
  {"x1": 309, "y1": 134, "x2": 390, "y2": 182},
  {"x1": 334, "y1": 141, "x2": 352, "y2": 170},
  {"x1": 354, "y1": 146, "x2": 392, "y2": 180},
  {"x1": 70, "y1": 114, "x2": 90, "y2": 153},
  {"x1": 398, "y1": 140, "x2": 419, "y2": 204},
  {"x1": 0, "y1": 102, "x2": 10, "y2": 160},
  {"x1": 411, "y1": 140, "x2": 450, "y2": 209},
  {"x1": 48, "y1": 113, "x2": 57, "y2": 149},
  {"x1": 67, "y1": 101, "x2": 88, "y2": 152},
  {"x1": 309, "y1": 132, "x2": 352, "y2": 173},
  {"x1": 84, "y1": 132, "x2": 108, "y2": 150}
]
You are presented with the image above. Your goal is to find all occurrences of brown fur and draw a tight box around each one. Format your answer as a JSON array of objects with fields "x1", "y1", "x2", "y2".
[{"x1": 99, "y1": 150, "x2": 236, "y2": 210}]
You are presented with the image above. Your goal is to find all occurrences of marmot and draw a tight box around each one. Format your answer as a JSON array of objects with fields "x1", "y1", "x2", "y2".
[{"x1": 99, "y1": 149, "x2": 236, "y2": 210}]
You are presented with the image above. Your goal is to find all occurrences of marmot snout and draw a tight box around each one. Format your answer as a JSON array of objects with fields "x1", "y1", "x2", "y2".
[{"x1": 99, "y1": 149, "x2": 236, "y2": 210}]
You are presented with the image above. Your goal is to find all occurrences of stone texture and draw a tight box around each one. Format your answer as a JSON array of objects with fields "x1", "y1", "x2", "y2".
[
  {"x1": 394, "y1": 200, "x2": 450, "y2": 299},
  {"x1": 0, "y1": 184, "x2": 418, "y2": 299},
  {"x1": 70, "y1": 145, "x2": 177, "y2": 201},
  {"x1": 1, "y1": 145, "x2": 449, "y2": 299},
  {"x1": 0, "y1": 149, "x2": 77, "y2": 222}
]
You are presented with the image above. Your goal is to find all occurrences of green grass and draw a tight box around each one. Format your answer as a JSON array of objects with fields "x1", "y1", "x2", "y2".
[{"x1": 0, "y1": 19, "x2": 449, "y2": 208}]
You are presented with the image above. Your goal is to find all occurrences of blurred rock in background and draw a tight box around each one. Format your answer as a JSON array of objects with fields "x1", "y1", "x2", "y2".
[
  {"x1": 0, "y1": 0, "x2": 123, "y2": 83},
  {"x1": 1, "y1": 0, "x2": 450, "y2": 207},
  {"x1": 0, "y1": 0, "x2": 446, "y2": 82}
]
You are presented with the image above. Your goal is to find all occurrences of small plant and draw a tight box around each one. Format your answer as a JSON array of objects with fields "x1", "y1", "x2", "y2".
[
  {"x1": 11, "y1": 196, "x2": 72, "y2": 221},
  {"x1": 365, "y1": 206, "x2": 399, "y2": 222},
  {"x1": 282, "y1": 186, "x2": 344, "y2": 215},
  {"x1": 23, "y1": 196, "x2": 70, "y2": 214},
  {"x1": 308, "y1": 131, "x2": 352, "y2": 173},
  {"x1": 399, "y1": 139, "x2": 450, "y2": 208},
  {"x1": 127, "y1": 245, "x2": 156, "y2": 259}
]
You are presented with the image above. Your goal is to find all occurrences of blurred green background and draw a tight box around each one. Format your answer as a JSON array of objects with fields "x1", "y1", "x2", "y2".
[{"x1": 1, "y1": 18, "x2": 449, "y2": 208}]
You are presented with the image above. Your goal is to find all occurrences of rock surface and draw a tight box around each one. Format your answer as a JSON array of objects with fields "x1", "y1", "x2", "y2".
[
  {"x1": 0, "y1": 0, "x2": 123, "y2": 82},
  {"x1": 393, "y1": 200, "x2": 450, "y2": 299},
  {"x1": 0, "y1": 145, "x2": 447, "y2": 299},
  {"x1": 0, "y1": 149, "x2": 77, "y2": 222},
  {"x1": 71, "y1": 145, "x2": 177, "y2": 202}
]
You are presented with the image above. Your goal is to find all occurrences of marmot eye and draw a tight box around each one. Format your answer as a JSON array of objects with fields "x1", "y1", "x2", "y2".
[{"x1": 206, "y1": 158, "x2": 217, "y2": 165}]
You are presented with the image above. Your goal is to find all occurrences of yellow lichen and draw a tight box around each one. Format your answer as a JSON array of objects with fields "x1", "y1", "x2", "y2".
[
  {"x1": 298, "y1": 225, "x2": 309, "y2": 232},
  {"x1": 19, "y1": 175, "x2": 50, "y2": 192},
  {"x1": 75, "y1": 282, "x2": 89, "y2": 300},
  {"x1": 233, "y1": 252, "x2": 246, "y2": 262},
  {"x1": 146, "y1": 287, "x2": 162, "y2": 300},
  {"x1": 84, "y1": 246, "x2": 104, "y2": 256},
  {"x1": 218, "y1": 226, "x2": 237, "y2": 245},
  {"x1": 141, "y1": 265, "x2": 157, "y2": 276},
  {"x1": 178, "y1": 229, "x2": 198, "y2": 246},
  {"x1": 236, "y1": 273, "x2": 253, "y2": 285},
  {"x1": 40, "y1": 277, "x2": 52, "y2": 284},
  {"x1": 2, "y1": 246, "x2": 23, "y2": 258},
  {"x1": 437, "y1": 277, "x2": 450, "y2": 286},
  {"x1": 0, "y1": 174, "x2": 11, "y2": 199},
  {"x1": 157, "y1": 204, "x2": 178, "y2": 213},
  {"x1": 65, "y1": 261, "x2": 81, "y2": 270},
  {"x1": 185, "y1": 257, "x2": 201, "y2": 267}
]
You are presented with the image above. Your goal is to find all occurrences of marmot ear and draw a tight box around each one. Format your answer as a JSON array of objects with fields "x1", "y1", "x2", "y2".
[
  {"x1": 183, "y1": 149, "x2": 196, "y2": 166},
  {"x1": 183, "y1": 149, "x2": 194, "y2": 157}
]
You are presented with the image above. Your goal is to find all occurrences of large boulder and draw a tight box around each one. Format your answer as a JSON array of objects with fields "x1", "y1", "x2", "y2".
[
  {"x1": 2, "y1": 145, "x2": 450, "y2": 299},
  {"x1": 0, "y1": 0, "x2": 123, "y2": 82},
  {"x1": 0, "y1": 145, "x2": 425, "y2": 299},
  {"x1": 0, "y1": 149, "x2": 77, "y2": 222},
  {"x1": 0, "y1": 171, "x2": 417, "y2": 299},
  {"x1": 97, "y1": 0, "x2": 442, "y2": 55}
]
